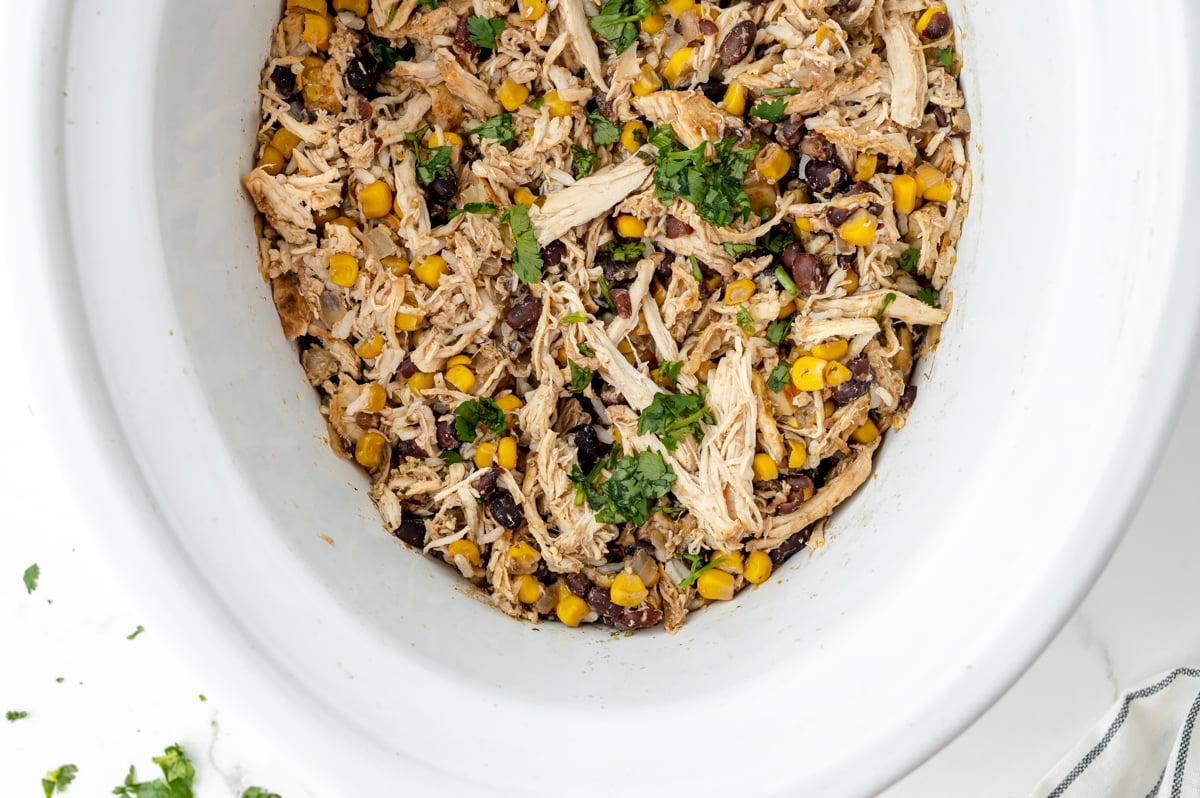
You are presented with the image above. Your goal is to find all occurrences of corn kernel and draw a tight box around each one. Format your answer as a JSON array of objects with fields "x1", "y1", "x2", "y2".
[
  {"x1": 793, "y1": 216, "x2": 816, "y2": 235},
  {"x1": 556, "y1": 593, "x2": 589, "y2": 626},
  {"x1": 363, "y1": 382, "x2": 388, "y2": 413},
  {"x1": 752, "y1": 453, "x2": 779, "y2": 481},
  {"x1": 621, "y1": 121, "x2": 648, "y2": 153},
  {"x1": 610, "y1": 573, "x2": 648, "y2": 607},
  {"x1": 665, "y1": 0, "x2": 695, "y2": 15},
  {"x1": 811, "y1": 339, "x2": 848, "y2": 360},
  {"x1": 754, "y1": 143, "x2": 793, "y2": 183},
  {"x1": 791, "y1": 356, "x2": 828, "y2": 392},
  {"x1": 915, "y1": 4, "x2": 948, "y2": 35},
  {"x1": 313, "y1": 206, "x2": 340, "y2": 226},
  {"x1": 256, "y1": 145, "x2": 286, "y2": 176},
  {"x1": 543, "y1": 90, "x2": 573, "y2": 117},
  {"x1": 892, "y1": 175, "x2": 919, "y2": 215},
  {"x1": 824, "y1": 399, "x2": 836, "y2": 417},
  {"x1": 497, "y1": 78, "x2": 530, "y2": 111},
  {"x1": 722, "y1": 80, "x2": 747, "y2": 116},
  {"x1": 652, "y1": 281, "x2": 668, "y2": 307},
  {"x1": 824, "y1": 360, "x2": 852, "y2": 387},
  {"x1": 724, "y1": 278, "x2": 757, "y2": 305},
  {"x1": 356, "y1": 333, "x2": 385, "y2": 359},
  {"x1": 270, "y1": 128, "x2": 302, "y2": 159},
  {"x1": 615, "y1": 215, "x2": 646, "y2": 238},
  {"x1": 632, "y1": 65, "x2": 661, "y2": 97},
  {"x1": 852, "y1": 419, "x2": 881, "y2": 445},
  {"x1": 839, "y1": 210, "x2": 878, "y2": 247},
  {"x1": 854, "y1": 153, "x2": 878, "y2": 182},
  {"x1": 424, "y1": 131, "x2": 464, "y2": 153},
  {"x1": 704, "y1": 273, "x2": 724, "y2": 293},
  {"x1": 407, "y1": 371, "x2": 434, "y2": 393},
  {"x1": 474, "y1": 442, "x2": 496, "y2": 469},
  {"x1": 359, "y1": 180, "x2": 394, "y2": 220},
  {"x1": 415, "y1": 254, "x2": 447, "y2": 288},
  {"x1": 446, "y1": 355, "x2": 472, "y2": 368},
  {"x1": 514, "y1": 574, "x2": 543, "y2": 603},
  {"x1": 842, "y1": 269, "x2": 860, "y2": 293},
  {"x1": 287, "y1": 0, "x2": 326, "y2": 11},
  {"x1": 354, "y1": 430, "x2": 387, "y2": 469},
  {"x1": 497, "y1": 436, "x2": 519, "y2": 469},
  {"x1": 333, "y1": 0, "x2": 370, "y2": 14},
  {"x1": 445, "y1": 365, "x2": 476, "y2": 393},
  {"x1": 302, "y1": 13, "x2": 332, "y2": 50},
  {"x1": 716, "y1": 550, "x2": 745, "y2": 575},
  {"x1": 513, "y1": 187, "x2": 538, "y2": 207},
  {"x1": 696, "y1": 568, "x2": 735, "y2": 601},
  {"x1": 330, "y1": 215, "x2": 357, "y2": 230},
  {"x1": 788, "y1": 440, "x2": 807, "y2": 469},
  {"x1": 914, "y1": 164, "x2": 946, "y2": 196},
  {"x1": 495, "y1": 394, "x2": 524, "y2": 412},
  {"x1": 447, "y1": 539, "x2": 482, "y2": 567},
  {"x1": 923, "y1": 179, "x2": 955, "y2": 204},
  {"x1": 328, "y1": 253, "x2": 360, "y2": 288},
  {"x1": 395, "y1": 312, "x2": 423, "y2": 332},
  {"x1": 640, "y1": 12, "x2": 665, "y2": 33},
  {"x1": 661, "y1": 47, "x2": 694, "y2": 86},
  {"x1": 744, "y1": 551, "x2": 773, "y2": 584},
  {"x1": 381, "y1": 256, "x2": 409, "y2": 276},
  {"x1": 518, "y1": 0, "x2": 546, "y2": 20},
  {"x1": 507, "y1": 541, "x2": 540, "y2": 570}
]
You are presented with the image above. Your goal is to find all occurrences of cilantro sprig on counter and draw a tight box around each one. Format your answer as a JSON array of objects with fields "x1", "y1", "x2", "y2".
[
  {"x1": 453, "y1": 398, "x2": 507, "y2": 442},
  {"x1": 637, "y1": 392, "x2": 714, "y2": 453},
  {"x1": 6, "y1": 710, "x2": 28, "y2": 722},
  {"x1": 113, "y1": 745, "x2": 193, "y2": 798},
  {"x1": 652, "y1": 128, "x2": 760, "y2": 228},
  {"x1": 501, "y1": 204, "x2": 544, "y2": 283},
  {"x1": 23, "y1": 563, "x2": 39, "y2": 594},
  {"x1": 42, "y1": 764, "x2": 77, "y2": 797}
]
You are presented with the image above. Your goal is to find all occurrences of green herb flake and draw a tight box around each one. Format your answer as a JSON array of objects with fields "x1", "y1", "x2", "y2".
[
  {"x1": 368, "y1": 40, "x2": 405, "y2": 71},
  {"x1": 749, "y1": 98, "x2": 787, "y2": 123},
  {"x1": 241, "y1": 789, "x2": 283, "y2": 798},
  {"x1": 916, "y1": 287, "x2": 940, "y2": 307},
  {"x1": 588, "y1": 0, "x2": 656, "y2": 53},
  {"x1": 937, "y1": 47, "x2": 955, "y2": 68},
  {"x1": 723, "y1": 241, "x2": 758, "y2": 259},
  {"x1": 23, "y1": 563, "x2": 39, "y2": 594},
  {"x1": 126, "y1": 625, "x2": 145, "y2": 641},
  {"x1": 587, "y1": 110, "x2": 621, "y2": 146},
  {"x1": 55, "y1": 677, "x2": 64, "y2": 684},
  {"x1": 898, "y1": 247, "x2": 919, "y2": 273},
  {"x1": 608, "y1": 240, "x2": 646, "y2": 262},
  {"x1": 570, "y1": 144, "x2": 598, "y2": 179},
  {"x1": 653, "y1": 134, "x2": 759, "y2": 228},
  {"x1": 761, "y1": 87, "x2": 801, "y2": 97},
  {"x1": 595, "y1": 450, "x2": 677, "y2": 526},
  {"x1": 41, "y1": 764, "x2": 78, "y2": 798},
  {"x1": 767, "y1": 363, "x2": 791, "y2": 392},
  {"x1": 656, "y1": 360, "x2": 683, "y2": 388},
  {"x1": 417, "y1": 0, "x2": 440, "y2": 7},
  {"x1": 597, "y1": 274, "x2": 617, "y2": 312},
  {"x1": 568, "y1": 360, "x2": 593, "y2": 393},
  {"x1": 405, "y1": 129, "x2": 453, "y2": 187},
  {"x1": 6, "y1": 710, "x2": 28, "y2": 722},
  {"x1": 467, "y1": 15, "x2": 506, "y2": 49},
  {"x1": 875, "y1": 292, "x2": 898, "y2": 322},
  {"x1": 528, "y1": 96, "x2": 544, "y2": 109},
  {"x1": 737, "y1": 306, "x2": 755, "y2": 330},
  {"x1": 578, "y1": 342, "x2": 596, "y2": 358},
  {"x1": 112, "y1": 745, "x2": 193, "y2": 798},
  {"x1": 637, "y1": 392, "x2": 715, "y2": 453},
  {"x1": 439, "y1": 450, "x2": 465, "y2": 466},
  {"x1": 500, "y1": 204, "x2": 544, "y2": 284},
  {"x1": 766, "y1": 314, "x2": 794, "y2": 347},
  {"x1": 562, "y1": 311, "x2": 589, "y2": 324},
  {"x1": 468, "y1": 113, "x2": 516, "y2": 148},
  {"x1": 774, "y1": 264, "x2": 798, "y2": 295},
  {"x1": 677, "y1": 552, "x2": 724, "y2": 590},
  {"x1": 689, "y1": 255, "x2": 703, "y2": 282},
  {"x1": 198, "y1": 695, "x2": 207, "y2": 702},
  {"x1": 387, "y1": 1, "x2": 400, "y2": 23},
  {"x1": 447, "y1": 201, "x2": 498, "y2": 220},
  {"x1": 453, "y1": 398, "x2": 507, "y2": 443}
]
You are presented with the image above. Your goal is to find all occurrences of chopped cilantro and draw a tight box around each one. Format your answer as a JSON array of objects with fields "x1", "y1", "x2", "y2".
[
  {"x1": 405, "y1": 130, "x2": 452, "y2": 187},
  {"x1": 689, "y1": 255, "x2": 703, "y2": 282},
  {"x1": 637, "y1": 392, "x2": 714, "y2": 453},
  {"x1": 653, "y1": 133, "x2": 759, "y2": 227},
  {"x1": 749, "y1": 98, "x2": 787, "y2": 123},
  {"x1": 241, "y1": 789, "x2": 283, "y2": 798},
  {"x1": 608, "y1": 240, "x2": 646, "y2": 262},
  {"x1": 562, "y1": 311, "x2": 588, "y2": 323},
  {"x1": 774, "y1": 264, "x2": 798, "y2": 295},
  {"x1": 595, "y1": 450, "x2": 677, "y2": 526},
  {"x1": 467, "y1": 15, "x2": 506, "y2": 49},
  {"x1": 112, "y1": 745, "x2": 193, "y2": 798},
  {"x1": 453, "y1": 398, "x2": 507, "y2": 443},
  {"x1": 528, "y1": 96, "x2": 544, "y2": 109},
  {"x1": 899, "y1": 247, "x2": 919, "y2": 273},
  {"x1": 766, "y1": 314, "x2": 794, "y2": 346},
  {"x1": 647, "y1": 124, "x2": 676, "y2": 151},
  {"x1": 468, "y1": 113, "x2": 516, "y2": 148},
  {"x1": 568, "y1": 360, "x2": 593, "y2": 393},
  {"x1": 387, "y1": 1, "x2": 400, "y2": 23},
  {"x1": 588, "y1": 0, "x2": 656, "y2": 53},
  {"x1": 439, "y1": 450, "x2": 465, "y2": 466},
  {"x1": 368, "y1": 40, "x2": 405, "y2": 71},
  {"x1": 570, "y1": 144, "x2": 597, "y2": 179},
  {"x1": 677, "y1": 552, "x2": 724, "y2": 590},
  {"x1": 42, "y1": 764, "x2": 77, "y2": 797},
  {"x1": 55, "y1": 677, "x2": 64, "y2": 684},
  {"x1": 656, "y1": 360, "x2": 683, "y2": 388},
  {"x1": 417, "y1": 0, "x2": 439, "y2": 7},
  {"x1": 126, "y1": 625, "x2": 145, "y2": 641},
  {"x1": 198, "y1": 695, "x2": 207, "y2": 702},
  {"x1": 767, "y1": 363, "x2": 791, "y2": 392},
  {"x1": 6, "y1": 710, "x2": 28, "y2": 722},
  {"x1": 875, "y1": 292, "x2": 898, "y2": 322},
  {"x1": 917, "y1": 287, "x2": 940, "y2": 306},
  {"x1": 761, "y1": 87, "x2": 801, "y2": 97},
  {"x1": 760, "y1": 225, "x2": 795, "y2": 255},
  {"x1": 500, "y1": 204, "x2": 544, "y2": 284},
  {"x1": 723, "y1": 241, "x2": 758, "y2": 259},
  {"x1": 937, "y1": 47, "x2": 955, "y2": 68},
  {"x1": 23, "y1": 563, "x2": 39, "y2": 594},
  {"x1": 587, "y1": 110, "x2": 621, "y2": 146},
  {"x1": 447, "y1": 202, "x2": 498, "y2": 220},
  {"x1": 737, "y1": 306, "x2": 755, "y2": 330},
  {"x1": 578, "y1": 342, "x2": 596, "y2": 357},
  {"x1": 597, "y1": 274, "x2": 616, "y2": 312}
]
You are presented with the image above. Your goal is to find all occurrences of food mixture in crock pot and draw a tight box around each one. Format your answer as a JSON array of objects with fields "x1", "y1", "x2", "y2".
[{"x1": 243, "y1": 0, "x2": 970, "y2": 632}]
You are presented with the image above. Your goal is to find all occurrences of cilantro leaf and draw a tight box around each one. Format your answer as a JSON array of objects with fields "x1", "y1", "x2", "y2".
[
  {"x1": 578, "y1": 342, "x2": 596, "y2": 357},
  {"x1": 6, "y1": 710, "x2": 28, "y2": 722},
  {"x1": 737, "y1": 306, "x2": 754, "y2": 330},
  {"x1": 501, "y1": 204, "x2": 544, "y2": 284},
  {"x1": 439, "y1": 450, "x2": 465, "y2": 466},
  {"x1": 766, "y1": 314, "x2": 794, "y2": 346},
  {"x1": 899, "y1": 247, "x2": 919, "y2": 273},
  {"x1": 568, "y1": 360, "x2": 593, "y2": 392},
  {"x1": 597, "y1": 274, "x2": 616, "y2": 312},
  {"x1": 654, "y1": 135, "x2": 759, "y2": 228},
  {"x1": 42, "y1": 764, "x2": 78, "y2": 798},
  {"x1": 774, "y1": 264, "x2": 798, "y2": 295},
  {"x1": 647, "y1": 124, "x2": 676, "y2": 151},
  {"x1": 467, "y1": 15, "x2": 506, "y2": 49},
  {"x1": 562, "y1": 311, "x2": 588, "y2": 323},
  {"x1": 608, "y1": 240, "x2": 645, "y2": 262},
  {"x1": 447, "y1": 201, "x2": 498, "y2": 219},
  {"x1": 677, "y1": 552, "x2": 724, "y2": 590},
  {"x1": 595, "y1": 450, "x2": 677, "y2": 526},
  {"x1": 112, "y1": 745, "x2": 193, "y2": 798},
  {"x1": 749, "y1": 98, "x2": 787, "y2": 123},
  {"x1": 453, "y1": 398, "x2": 507, "y2": 443},
  {"x1": 417, "y1": 145, "x2": 451, "y2": 187},
  {"x1": 656, "y1": 360, "x2": 683, "y2": 388},
  {"x1": 875, "y1": 292, "x2": 898, "y2": 322},
  {"x1": 588, "y1": 0, "x2": 655, "y2": 53},
  {"x1": 528, "y1": 95, "x2": 544, "y2": 109},
  {"x1": 723, "y1": 241, "x2": 758, "y2": 259},
  {"x1": 916, "y1": 287, "x2": 940, "y2": 306},
  {"x1": 126, "y1": 625, "x2": 145, "y2": 640},
  {"x1": 689, "y1": 255, "x2": 703, "y2": 282},
  {"x1": 468, "y1": 113, "x2": 516, "y2": 148},
  {"x1": 761, "y1": 87, "x2": 801, "y2": 97},
  {"x1": 637, "y1": 392, "x2": 715, "y2": 453},
  {"x1": 767, "y1": 363, "x2": 791, "y2": 392},
  {"x1": 387, "y1": 1, "x2": 400, "y2": 23},
  {"x1": 760, "y1": 224, "x2": 795, "y2": 255},
  {"x1": 241, "y1": 790, "x2": 282, "y2": 798},
  {"x1": 937, "y1": 47, "x2": 955, "y2": 67},
  {"x1": 23, "y1": 563, "x2": 39, "y2": 594},
  {"x1": 587, "y1": 110, "x2": 621, "y2": 146},
  {"x1": 570, "y1": 144, "x2": 597, "y2": 179},
  {"x1": 368, "y1": 40, "x2": 406, "y2": 71}
]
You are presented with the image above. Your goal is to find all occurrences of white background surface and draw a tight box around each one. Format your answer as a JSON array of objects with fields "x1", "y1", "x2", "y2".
[{"x1": 3, "y1": 260, "x2": 1198, "y2": 797}]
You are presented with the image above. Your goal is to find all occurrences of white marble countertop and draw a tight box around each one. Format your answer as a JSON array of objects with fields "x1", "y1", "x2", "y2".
[{"x1": 4, "y1": 291, "x2": 1198, "y2": 795}]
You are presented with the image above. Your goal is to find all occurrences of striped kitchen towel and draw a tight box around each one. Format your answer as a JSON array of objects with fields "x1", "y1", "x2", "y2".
[{"x1": 1033, "y1": 668, "x2": 1200, "y2": 797}]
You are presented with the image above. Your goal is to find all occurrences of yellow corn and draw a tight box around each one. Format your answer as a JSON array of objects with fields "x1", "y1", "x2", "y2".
[
  {"x1": 497, "y1": 78, "x2": 530, "y2": 111},
  {"x1": 302, "y1": 13, "x2": 332, "y2": 50},
  {"x1": 653, "y1": 281, "x2": 668, "y2": 307},
  {"x1": 415, "y1": 254, "x2": 447, "y2": 288},
  {"x1": 359, "y1": 181, "x2": 393, "y2": 220},
  {"x1": 328, "y1": 253, "x2": 360, "y2": 288},
  {"x1": 696, "y1": 568, "x2": 735, "y2": 601},
  {"x1": 378, "y1": 257, "x2": 407, "y2": 278},
  {"x1": 395, "y1": 312, "x2": 423, "y2": 332},
  {"x1": 508, "y1": 542, "x2": 540, "y2": 570},
  {"x1": 824, "y1": 399, "x2": 836, "y2": 417},
  {"x1": 615, "y1": 215, "x2": 646, "y2": 238},
  {"x1": 256, "y1": 145, "x2": 286, "y2": 176},
  {"x1": 791, "y1": 356, "x2": 828, "y2": 392},
  {"x1": 621, "y1": 121, "x2": 648, "y2": 153},
  {"x1": 330, "y1": 215, "x2": 357, "y2": 230},
  {"x1": 852, "y1": 419, "x2": 881, "y2": 445},
  {"x1": 632, "y1": 65, "x2": 661, "y2": 97},
  {"x1": 447, "y1": 539, "x2": 482, "y2": 568},
  {"x1": 854, "y1": 153, "x2": 878, "y2": 182},
  {"x1": 354, "y1": 430, "x2": 387, "y2": 469},
  {"x1": 513, "y1": 187, "x2": 538, "y2": 207},
  {"x1": 556, "y1": 593, "x2": 589, "y2": 627},
  {"x1": 752, "y1": 453, "x2": 779, "y2": 481},
  {"x1": 722, "y1": 80, "x2": 747, "y2": 116},
  {"x1": 610, "y1": 573, "x2": 648, "y2": 607},
  {"x1": 923, "y1": 179, "x2": 955, "y2": 204},
  {"x1": 743, "y1": 551, "x2": 773, "y2": 584},
  {"x1": 446, "y1": 355, "x2": 472, "y2": 368},
  {"x1": 661, "y1": 47, "x2": 694, "y2": 86},
  {"x1": 915, "y1": 4, "x2": 948, "y2": 35},
  {"x1": 514, "y1": 574, "x2": 543, "y2": 604},
  {"x1": 270, "y1": 128, "x2": 302, "y2": 159},
  {"x1": 518, "y1": 0, "x2": 546, "y2": 20},
  {"x1": 787, "y1": 440, "x2": 806, "y2": 469},
  {"x1": 543, "y1": 90, "x2": 573, "y2": 117},
  {"x1": 288, "y1": 0, "x2": 326, "y2": 10},
  {"x1": 495, "y1": 394, "x2": 524, "y2": 412},
  {"x1": 497, "y1": 436, "x2": 519, "y2": 469},
  {"x1": 640, "y1": 13, "x2": 666, "y2": 33},
  {"x1": 754, "y1": 143, "x2": 793, "y2": 183},
  {"x1": 474, "y1": 442, "x2": 496, "y2": 469},
  {"x1": 445, "y1": 365, "x2": 476, "y2": 393},
  {"x1": 665, "y1": 0, "x2": 695, "y2": 14},
  {"x1": 824, "y1": 360, "x2": 852, "y2": 387},
  {"x1": 793, "y1": 216, "x2": 816, "y2": 235},
  {"x1": 363, "y1": 382, "x2": 388, "y2": 413},
  {"x1": 356, "y1": 333, "x2": 385, "y2": 359},
  {"x1": 333, "y1": 0, "x2": 369, "y2": 14},
  {"x1": 724, "y1": 278, "x2": 757, "y2": 305},
  {"x1": 839, "y1": 210, "x2": 878, "y2": 247},
  {"x1": 313, "y1": 206, "x2": 340, "y2": 226},
  {"x1": 842, "y1": 269, "x2": 860, "y2": 293},
  {"x1": 914, "y1": 164, "x2": 946, "y2": 196},
  {"x1": 892, "y1": 174, "x2": 919, "y2": 215},
  {"x1": 716, "y1": 550, "x2": 745, "y2": 575},
  {"x1": 407, "y1": 371, "x2": 434, "y2": 393},
  {"x1": 811, "y1": 339, "x2": 848, "y2": 360},
  {"x1": 424, "y1": 131, "x2": 463, "y2": 151}
]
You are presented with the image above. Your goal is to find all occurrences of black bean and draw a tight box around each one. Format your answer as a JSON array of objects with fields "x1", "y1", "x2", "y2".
[
  {"x1": 837, "y1": 253, "x2": 856, "y2": 272},
  {"x1": 598, "y1": 251, "x2": 636, "y2": 284},
  {"x1": 427, "y1": 169, "x2": 458, "y2": 202},
  {"x1": 354, "y1": 411, "x2": 378, "y2": 430},
  {"x1": 783, "y1": 247, "x2": 827, "y2": 293},
  {"x1": 271, "y1": 64, "x2": 298, "y2": 98},
  {"x1": 587, "y1": 584, "x2": 621, "y2": 619},
  {"x1": 921, "y1": 11, "x2": 952, "y2": 40},
  {"x1": 655, "y1": 257, "x2": 674, "y2": 282},
  {"x1": 699, "y1": 18, "x2": 718, "y2": 36},
  {"x1": 844, "y1": 181, "x2": 884, "y2": 215},
  {"x1": 610, "y1": 288, "x2": 633, "y2": 319},
  {"x1": 784, "y1": 474, "x2": 815, "y2": 493},
  {"x1": 533, "y1": 558, "x2": 553, "y2": 582},
  {"x1": 564, "y1": 572, "x2": 592, "y2": 597},
  {"x1": 930, "y1": 104, "x2": 950, "y2": 128},
  {"x1": 719, "y1": 21, "x2": 757, "y2": 66},
  {"x1": 540, "y1": 240, "x2": 567, "y2": 269},
  {"x1": 398, "y1": 357, "x2": 418, "y2": 378},
  {"x1": 664, "y1": 215, "x2": 694, "y2": 238},
  {"x1": 830, "y1": 356, "x2": 872, "y2": 404},
  {"x1": 598, "y1": 383, "x2": 624, "y2": 407},
  {"x1": 829, "y1": 0, "x2": 862, "y2": 13},
  {"x1": 436, "y1": 420, "x2": 460, "y2": 449},
  {"x1": 454, "y1": 17, "x2": 479, "y2": 58},
  {"x1": 346, "y1": 53, "x2": 383, "y2": 95},
  {"x1": 394, "y1": 439, "x2": 429, "y2": 460},
  {"x1": 799, "y1": 130, "x2": 836, "y2": 161},
  {"x1": 699, "y1": 81, "x2": 727, "y2": 104},
  {"x1": 776, "y1": 496, "x2": 805, "y2": 514},
  {"x1": 595, "y1": 92, "x2": 617, "y2": 120},
  {"x1": 770, "y1": 529, "x2": 812, "y2": 566},
  {"x1": 605, "y1": 544, "x2": 628, "y2": 564},
  {"x1": 826, "y1": 207, "x2": 854, "y2": 227},
  {"x1": 505, "y1": 296, "x2": 543, "y2": 332},
  {"x1": 487, "y1": 491, "x2": 523, "y2": 529},
  {"x1": 475, "y1": 467, "x2": 499, "y2": 493},
  {"x1": 901, "y1": 384, "x2": 918, "y2": 411},
  {"x1": 775, "y1": 119, "x2": 805, "y2": 149},
  {"x1": 570, "y1": 424, "x2": 609, "y2": 474},
  {"x1": 428, "y1": 201, "x2": 450, "y2": 227},
  {"x1": 612, "y1": 605, "x2": 663, "y2": 630},
  {"x1": 393, "y1": 519, "x2": 427, "y2": 547},
  {"x1": 805, "y1": 159, "x2": 850, "y2": 198}
]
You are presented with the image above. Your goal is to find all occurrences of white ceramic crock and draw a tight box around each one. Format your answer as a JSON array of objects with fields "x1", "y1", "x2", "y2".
[{"x1": 10, "y1": 1, "x2": 1200, "y2": 795}]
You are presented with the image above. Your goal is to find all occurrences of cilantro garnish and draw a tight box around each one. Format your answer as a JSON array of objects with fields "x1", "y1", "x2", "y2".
[
  {"x1": 766, "y1": 314, "x2": 794, "y2": 346},
  {"x1": 774, "y1": 265, "x2": 798, "y2": 295},
  {"x1": 453, "y1": 398, "x2": 507, "y2": 443},
  {"x1": 501, "y1": 204, "x2": 544, "y2": 284},
  {"x1": 42, "y1": 764, "x2": 77, "y2": 797},
  {"x1": 528, "y1": 96, "x2": 544, "y2": 109},
  {"x1": 916, "y1": 287, "x2": 939, "y2": 306},
  {"x1": 737, "y1": 306, "x2": 755, "y2": 330},
  {"x1": 387, "y1": 2, "x2": 400, "y2": 23},
  {"x1": 637, "y1": 392, "x2": 714, "y2": 453},
  {"x1": 368, "y1": 40, "x2": 405, "y2": 71},
  {"x1": 689, "y1": 255, "x2": 703, "y2": 282},
  {"x1": 7, "y1": 710, "x2": 28, "y2": 722},
  {"x1": 677, "y1": 552, "x2": 724, "y2": 590},
  {"x1": 570, "y1": 144, "x2": 597, "y2": 179},
  {"x1": 587, "y1": 110, "x2": 621, "y2": 146},
  {"x1": 899, "y1": 247, "x2": 919, "y2": 273},
  {"x1": 761, "y1": 87, "x2": 801, "y2": 97},
  {"x1": 597, "y1": 274, "x2": 617, "y2": 312},
  {"x1": 23, "y1": 563, "x2": 39, "y2": 594},
  {"x1": 760, "y1": 225, "x2": 795, "y2": 255},
  {"x1": 723, "y1": 241, "x2": 757, "y2": 259},
  {"x1": 242, "y1": 789, "x2": 283, "y2": 798},
  {"x1": 767, "y1": 363, "x2": 791, "y2": 392},
  {"x1": 568, "y1": 447, "x2": 618, "y2": 510},
  {"x1": 562, "y1": 311, "x2": 588, "y2": 323},
  {"x1": 875, "y1": 292, "x2": 897, "y2": 322},
  {"x1": 937, "y1": 47, "x2": 955, "y2": 67},
  {"x1": 589, "y1": 0, "x2": 656, "y2": 53},
  {"x1": 653, "y1": 132, "x2": 760, "y2": 227},
  {"x1": 568, "y1": 360, "x2": 593, "y2": 392},
  {"x1": 578, "y1": 342, "x2": 596, "y2": 357},
  {"x1": 656, "y1": 360, "x2": 682, "y2": 388},
  {"x1": 467, "y1": 15, "x2": 506, "y2": 49},
  {"x1": 647, "y1": 124, "x2": 676, "y2": 151},
  {"x1": 405, "y1": 129, "x2": 452, "y2": 187},
  {"x1": 112, "y1": 745, "x2": 193, "y2": 798},
  {"x1": 468, "y1": 113, "x2": 516, "y2": 148},
  {"x1": 439, "y1": 450, "x2": 465, "y2": 466},
  {"x1": 126, "y1": 625, "x2": 145, "y2": 641},
  {"x1": 595, "y1": 450, "x2": 677, "y2": 526},
  {"x1": 749, "y1": 98, "x2": 787, "y2": 123},
  {"x1": 608, "y1": 240, "x2": 646, "y2": 262},
  {"x1": 447, "y1": 202, "x2": 498, "y2": 220}
]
